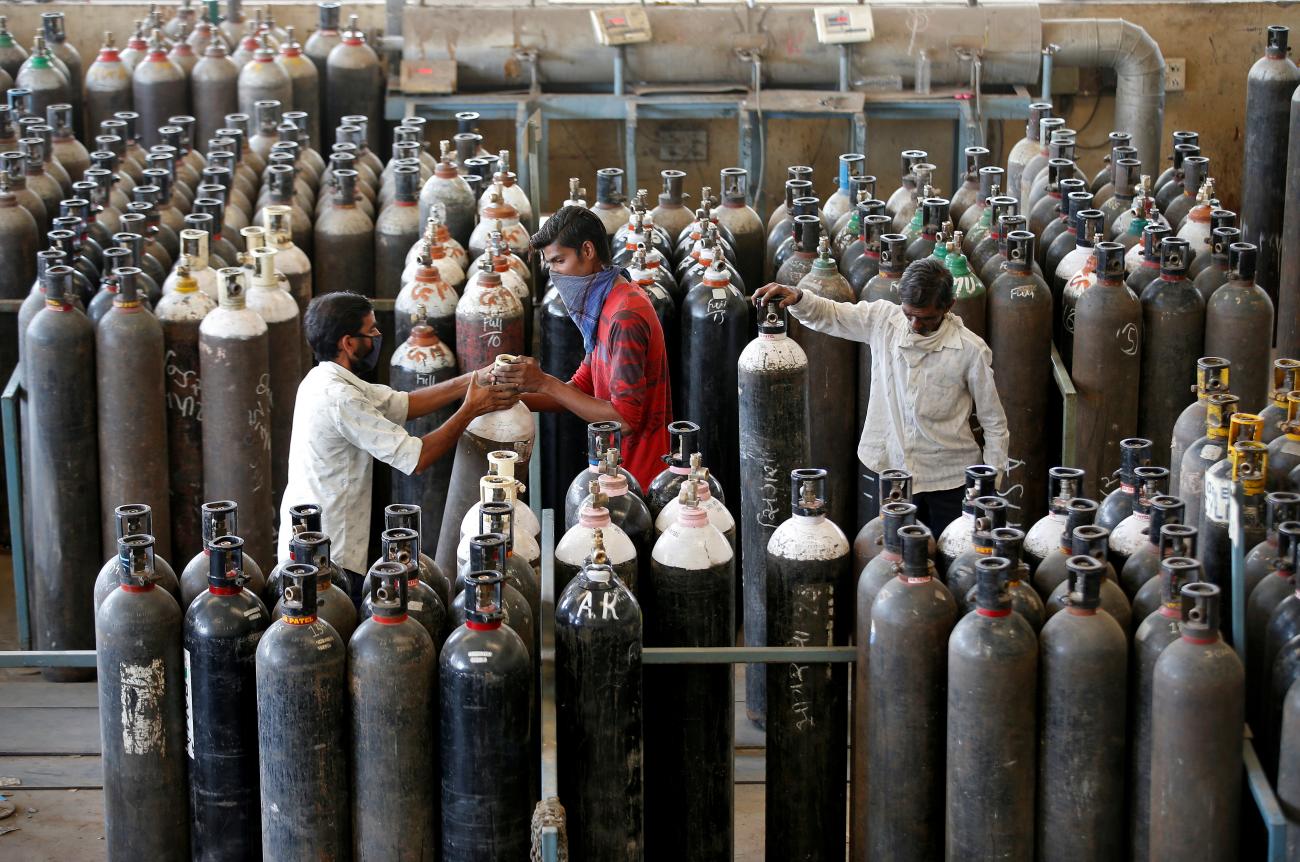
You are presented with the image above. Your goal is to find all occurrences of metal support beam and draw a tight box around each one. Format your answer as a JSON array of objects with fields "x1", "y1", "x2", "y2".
[
  {"x1": 1245, "y1": 734, "x2": 1289, "y2": 861},
  {"x1": 0, "y1": 650, "x2": 96, "y2": 668},
  {"x1": 1051, "y1": 344, "x2": 1077, "y2": 468},
  {"x1": 642, "y1": 646, "x2": 856, "y2": 664}
]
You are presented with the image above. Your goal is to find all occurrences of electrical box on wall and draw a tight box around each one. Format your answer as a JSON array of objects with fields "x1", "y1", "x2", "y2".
[
  {"x1": 813, "y1": 7, "x2": 875, "y2": 45},
  {"x1": 591, "y1": 8, "x2": 653, "y2": 47},
  {"x1": 1166, "y1": 58, "x2": 1187, "y2": 92},
  {"x1": 400, "y1": 59, "x2": 457, "y2": 95}
]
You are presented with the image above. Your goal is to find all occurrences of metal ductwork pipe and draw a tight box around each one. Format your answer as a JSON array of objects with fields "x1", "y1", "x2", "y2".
[{"x1": 1042, "y1": 18, "x2": 1166, "y2": 172}]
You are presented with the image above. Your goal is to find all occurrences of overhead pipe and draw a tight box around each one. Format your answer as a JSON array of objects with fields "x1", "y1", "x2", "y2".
[{"x1": 1042, "y1": 18, "x2": 1166, "y2": 173}]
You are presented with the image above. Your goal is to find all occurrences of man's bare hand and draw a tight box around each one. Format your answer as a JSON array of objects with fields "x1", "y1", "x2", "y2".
[
  {"x1": 492, "y1": 355, "x2": 549, "y2": 394},
  {"x1": 752, "y1": 283, "x2": 802, "y2": 309},
  {"x1": 463, "y1": 370, "x2": 519, "y2": 418}
]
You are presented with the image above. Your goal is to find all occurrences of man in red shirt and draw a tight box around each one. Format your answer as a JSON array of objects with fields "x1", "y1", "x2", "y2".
[{"x1": 495, "y1": 206, "x2": 671, "y2": 489}]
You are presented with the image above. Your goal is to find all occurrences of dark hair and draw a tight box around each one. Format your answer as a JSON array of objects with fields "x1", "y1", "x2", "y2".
[
  {"x1": 305, "y1": 291, "x2": 372, "y2": 363},
  {"x1": 898, "y1": 258, "x2": 954, "y2": 308},
  {"x1": 529, "y1": 205, "x2": 611, "y2": 263}
]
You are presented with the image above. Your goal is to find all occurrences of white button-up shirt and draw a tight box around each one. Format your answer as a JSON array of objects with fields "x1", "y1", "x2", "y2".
[
  {"x1": 277, "y1": 362, "x2": 423, "y2": 573},
  {"x1": 789, "y1": 291, "x2": 1009, "y2": 493}
]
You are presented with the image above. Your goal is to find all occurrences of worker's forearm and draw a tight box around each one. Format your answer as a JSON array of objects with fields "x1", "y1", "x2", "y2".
[
  {"x1": 407, "y1": 371, "x2": 473, "y2": 419},
  {"x1": 538, "y1": 377, "x2": 625, "y2": 427},
  {"x1": 413, "y1": 405, "x2": 473, "y2": 473}
]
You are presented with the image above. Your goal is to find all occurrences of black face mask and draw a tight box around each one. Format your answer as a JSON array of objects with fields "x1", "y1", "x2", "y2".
[{"x1": 350, "y1": 333, "x2": 382, "y2": 377}]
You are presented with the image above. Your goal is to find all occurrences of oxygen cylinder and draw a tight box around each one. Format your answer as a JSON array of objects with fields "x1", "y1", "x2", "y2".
[
  {"x1": 1073, "y1": 238, "x2": 1142, "y2": 503},
  {"x1": 154, "y1": 261, "x2": 214, "y2": 559},
  {"x1": 712, "y1": 167, "x2": 762, "y2": 292},
  {"x1": 419, "y1": 141, "x2": 477, "y2": 251},
  {"x1": 1118, "y1": 493, "x2": 1184, "y2": 598},
  {"x1": 647, "y1": 420, "x2": 723, "y2": 516},
  {"x1": 556, "y1": 496, "x2": 639, "y2": 598},
  {"x1": 304, "y1": 2, "x2": 341, "y2": 100},
  {"x1": 1247, "y1": 494, "x2": 1300, "y2": 598},
  {"x1": 1242, "y1": 25, "x2": 1298, "y2": 303},
  {"x1": 242, "y1": 241, "x2": 301, "y2": 512},
  {"x1": 562, "y1": 423, "x2": 641, "y2": 524},
  {"x1": 1108, "y1": 465, "x2": 1170, "y2": 573},
  {"x1": 349, "y1": 560, "x2": 438, "y2": 861},
  {"x1": 0, "y1": 170, "x2": 37, "y2": 297},
  {"x1": 1267, "y1": 392, "x2": 1300, "y2": 490},
  {"x1": 455, "y1": 452, "x2": 541, "y2": 548},
  {"x1": 680, "y1": 245, "x2": 747, "y2": 505},
  {"x1": 16, "y1": 37, "x2": 70, "y2": 122},
  {"x1": 737, "y1": 298, "x2": 809, "y2": 724},
  {"x1": 852, "y1": 470, "x2": 915, "y2": 574},
  {"x1": 396, "y1": 243, "x2": 459, "y2": 341},
  {"x1": 1092, "y1": 131, "x2": 1133, "y2": 200},
  {"x1": 1135, "y1": 238, "x2": 1205, "y2": 466},
  {"x1": 763, "y1": 469, "x2": 849, "y2": 861},
  {"x1": 987, "y1": 230, "x2": 1052, "y2": 523},
  {"x1": 183, "y1": 534, "x2": 268, "y2": 860},
  {"x1": 271, "y1": 531, "x2": 356, "y2": 637},
  {"x1": 539, "y1": 285, "x2": 587, "y2": 513},
  {"x1": 1249, "y1": 521, "x2": 1300, "y2": 734},
  {"x1": 1036, "y1": 555, "x2": 1127, "y2": 859},
  {"x1": 651, "y1": 168, "x2": 692, "y2": 243},
  {"x1": 946, "y1": 555, "x2": 1038, "y2": 860},
  {"x1": 1130, "y1": 519, "x2": 1198, "y2": 621},
  {"x1": 453, "y1": 261, "x2": 523, "y2": 373},
  {"x1": 387, "y1": 313, "x2": 456, "y2": 541},
  {"x1": 95, "y1": 266, "x2": 171, "y2": 560},
  {"x1": 276, "y1": 29, "x2": 318, "y2": 148},
  {"x1": 453, "y1": 502, "x2": 541, "y2": 627},
  {"x1": 1201, "y1": 435, "x2": 1269, "y2": 643},
  {"x1": 179, "y1": 501, "x2": 266, "y2": 607},
  {"x1": 440, "y1": 571, "x2": 532, "y2": 860},
  {"x1": 566, "y1": 460, "x2": 652, "y2": 590},
  {"x1": 935, "y1": 465, "x2": 999, "y2": 576},
  {"x1": 1024, "y1": 468, "x2": 1086, "y2": 575},
  {"x1": 0, "y1": 18, "x2": 27, "y2": 81},
  {"x1": 132, "y1": 31, "x2": 187, "y2": 148},
  {"x1": 94, "y1": 503, "x2": 181, "y2": 610},
  {"x1": 314, "y1": 168, "x2": 373, "y2": 295},
  {"x1": 840, "y1": 198, "x2": 885, "y2": 280},
  {"x1": 1005, "y1": 103, "x2": 1052, "y2": 202},
  {"x1": 1206, "y1": 243, "x2": 1275, "y2": 417},
  {"x1": 1179, "y1": 394, "x2": 1239, "y2": 531},
  {"x1": 1033, "y1": 498, "x2": 1098, "y2": 598},
  {"x1": 1163, "y1": 155, "x2": 1209, "y2": 232},
  {"x1": 377, "y1": 165, "x2": 421, "y2": 300},
  {"x1": 1128, "y1": 221, "x2": 1171, "y2": 297},
  {"x1": 26, "y1": 265, "x2": 99, "y2": 681},
  {"x1": 95, "y1": 535, "x2": 190, "y2": 861},
  {"x1": 1044, "y1": 525, "x2": 1132, "y2": 631},
  {"x1": 1127, "y1": 553, "x2": 1201, "y2": 861},
  {"x1": 382, "y1": 502, "x2": 453, "y2": 607},
  {"x1": 1149, "y1": 583, "x2": 1243, "y2": 860},
  {"x1": 191, "y1": 41, "x2": 239, "y2": 148},
  {"x1": 1262, "y1": 360, "x2": 1300, "y2": 444},
  {"x1": 948, "y1": 146, "x2": 987, "y2": 227},
  {"x1": 435, "y1": 357, "x2": 534, "y2": 574},
  {"x1": 198, "y1": 267, "x2": 272, "y2": 563},
  {"x1": 256, "y1": 561, "x2": 348, "y2": 860},
  {"x1": 324, "y1": 17, "x2": 380, "y2": 152},
  {"x1": 1277, "y1": 671, "x2": 1300, "y2": 857},
  {"x1": 788, "y1": 236, "x2": 857, "y2": 532},
  {"x1": 360, "y1": 529, "x2": 447, "y2": 649},
  {"x1": 555, "y1": 557, "x2": 643, "y2": 862},
  {"x1": 957, "y1": 526, "x2": 1045, "y2": 631},
  {"x1": 1170, "y1": 358, "x2": 1231, "y2": 496},
  {"x1": 859, "y1": 524, "x2": 953, "y2": 861},
  {"x1": 946, "y1": 496, "x2": 1009, "y2": 613},
  {"x1": 644, "y1": 481, "x2": 734, "y2": 862},
  {"x1": 653, "y1": 453, "x2": 732, "y2": 540}
]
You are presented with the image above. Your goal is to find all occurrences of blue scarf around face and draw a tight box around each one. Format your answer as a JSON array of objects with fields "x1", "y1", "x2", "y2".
[{"x1": 550, "y1": 265, "x2": 627, "y2": 353}]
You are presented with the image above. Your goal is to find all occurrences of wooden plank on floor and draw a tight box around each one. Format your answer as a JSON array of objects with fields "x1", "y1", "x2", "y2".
[
  {"x1": 0, "y1": 755, "x2": 102, "y2": 789},
  {"x1": 0, "y1": 708, "x2": 100, "y2": 755},
  {"x1": 0, "y1": 682, "x2": 97, "y2": 709}
]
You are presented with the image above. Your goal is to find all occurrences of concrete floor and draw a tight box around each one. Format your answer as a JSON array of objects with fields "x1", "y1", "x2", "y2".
[{"x1": 0, "y1": 550, "x2": 793, "y2": 860}]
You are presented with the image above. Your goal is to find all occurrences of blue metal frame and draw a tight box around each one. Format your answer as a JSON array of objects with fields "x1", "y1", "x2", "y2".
[{"x1": 2, "y1": 364, "x2": 29, "y2": 650}]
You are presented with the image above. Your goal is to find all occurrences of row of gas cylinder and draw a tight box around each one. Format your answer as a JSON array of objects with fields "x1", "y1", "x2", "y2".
[{"x1": 1, "y1": 2, "x2": 380, "y2": 151}]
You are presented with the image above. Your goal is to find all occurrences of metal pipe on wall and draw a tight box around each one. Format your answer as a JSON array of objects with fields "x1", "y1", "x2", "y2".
[{"x1": 1041, "y1": 18, "x2": 1166, "y2": 172}]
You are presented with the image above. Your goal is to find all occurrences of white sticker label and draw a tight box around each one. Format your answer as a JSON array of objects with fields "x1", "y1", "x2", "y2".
[
  {"x1": 1204, "y1": 471, "x2": 1232, "y2": 522},
  {"x1": 1202, "y1": 445, "x2": 1223, "y2": 462},
  {"x1": 121, "y1": 659, "x2": 165, "y2": 755},
  {"x1": 468, "y1": 650, "x2": 492, "y2": 665},
  {"x1": 183, "y1": 649, "x2": 194, "y2": 759},
  {"x1": 409, "y1": 600, "x2": 424, "y2": 611}
]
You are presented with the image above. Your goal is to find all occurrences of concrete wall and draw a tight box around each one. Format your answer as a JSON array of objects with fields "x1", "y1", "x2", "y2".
[{"x1": 6, "y1": 2, "x2": 1295, "y2": 215}]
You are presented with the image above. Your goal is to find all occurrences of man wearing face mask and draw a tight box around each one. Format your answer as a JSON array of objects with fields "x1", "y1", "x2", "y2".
[
  {"x1": 494, "y1": 206, "x2": 672, "y2": 489},
  {"x1": 753, "y1": 258, "x2": 1008, "y2": 530},
  {"x1": 278, "y1": 291, "x2": 518, "y2": 600}
]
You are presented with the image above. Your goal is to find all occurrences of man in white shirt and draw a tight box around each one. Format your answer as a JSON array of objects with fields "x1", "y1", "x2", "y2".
[
  {"x1": 753, "y1": 258, "x2": 1008, "y2": 532},
  {"x1": 278, "y1": 292, "x2": 517, "y2": 599}
]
